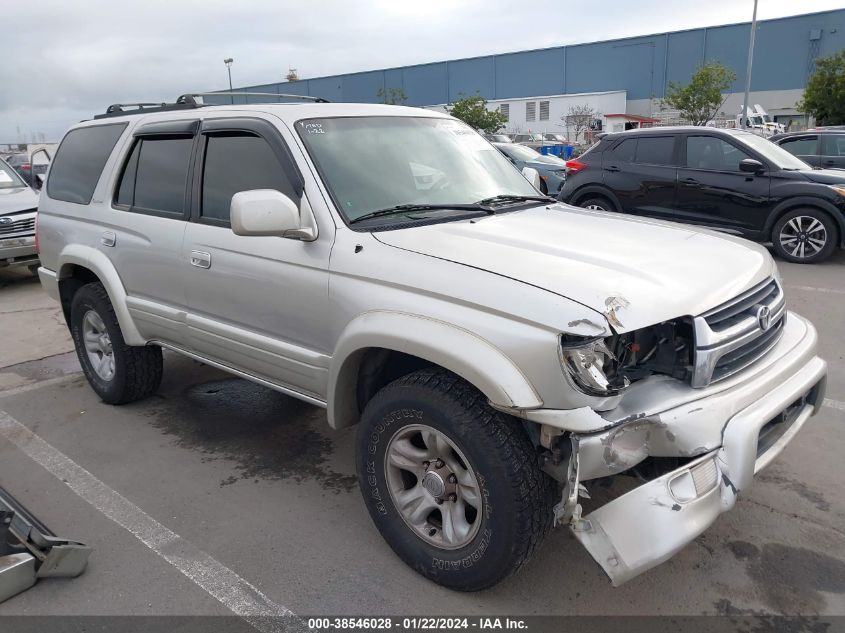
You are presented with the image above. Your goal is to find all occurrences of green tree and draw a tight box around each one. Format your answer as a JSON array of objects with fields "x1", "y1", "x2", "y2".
[
  {"x1": 446, "y1": 94, "x2": 507, "y2": 133},
  {"x1": 798, "y1": 51, "x2": 845, "y2": 125},
  {"x1": 377, "y1": 87, "x2": 407, "y2": 105},
  {"x1": 663, "y1": 62, "x2": 737, "y2": 125}
]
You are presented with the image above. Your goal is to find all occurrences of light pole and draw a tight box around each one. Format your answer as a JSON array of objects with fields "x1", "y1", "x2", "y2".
[
  {"x1": 740, "y1": 0, "x2": 758, "y2": 129},
  {"x1": 224, "y1": 58, "x2": 234, "y2": 104}
]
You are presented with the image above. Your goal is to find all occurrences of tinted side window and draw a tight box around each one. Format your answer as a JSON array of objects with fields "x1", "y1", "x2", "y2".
[
  {"x1": 610, "y1": 138, "x2": 636, "y2": 162},
  {"x1": 117, "y1": 137, "x2": 193, "y2": 215},
  {"x1": 47, "y1": 123, "x2": 127, "y2": 204},
  {"x1": 686, "y1": 136, "x2": 751, "y2": 171},
  {"x1": 201, "y1": 133, "x2": 297, "y2": 223},
  {"x1": 780, "y1": 136, "x2": 818, "y2": 156},
  {"x1": 821, "y1": 135, "x2": 845, "y2": 157},
  {"x1": 634, "y1": 136, "x2": 674, "y2": 165}
]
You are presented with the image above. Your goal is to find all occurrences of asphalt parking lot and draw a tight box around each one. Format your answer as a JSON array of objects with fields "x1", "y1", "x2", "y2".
[{"x1": 0, "y1": 252, "x2": 843, "y2": 621}]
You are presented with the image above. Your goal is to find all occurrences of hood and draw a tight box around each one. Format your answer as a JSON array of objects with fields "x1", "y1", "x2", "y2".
[
  {"x1": 375, "y1": 204, "x2": 774, "y2": 332},
  {"x1": 0, "y1": 186, "x2": 38, "y2": 215},
  {"x1": 798, "y1": 168, "x2": 845, "y2": 184}
]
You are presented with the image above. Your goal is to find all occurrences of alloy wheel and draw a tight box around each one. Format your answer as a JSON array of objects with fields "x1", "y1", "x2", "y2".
[
  {"x1": 82, "y1": 309, "x2": 115, "y2": 381},
  {"x1": 384, "y1": 423, "x2": 482, "y2": 550},
  {"x1": 779, "y1": 215, "x2": 827, "y2": 260}
]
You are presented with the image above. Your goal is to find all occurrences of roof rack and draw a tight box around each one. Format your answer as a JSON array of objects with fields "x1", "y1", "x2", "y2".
[
  {"x1": 94, "y1": 91, "x2": 329, "y2": 119},
  {"x1": 180, "y1": 92, "x2": 331, "y2": 104}
]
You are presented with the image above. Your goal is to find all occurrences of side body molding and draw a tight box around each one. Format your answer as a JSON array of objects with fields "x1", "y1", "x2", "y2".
[
  {"x1": 56, "y1": 244, "x2": 146, "y2": 346},
  {"x1": 328, "y1": 311, "x2": 543, "y2": 429}
]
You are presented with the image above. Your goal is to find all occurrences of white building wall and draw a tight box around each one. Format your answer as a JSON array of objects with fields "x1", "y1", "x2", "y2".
[
  {"x1": 628, "y1": 88, "x2": 807, "y2": 124},
  {"x1": 425, "y1": 90, "x2": 627, "y2": 140}
]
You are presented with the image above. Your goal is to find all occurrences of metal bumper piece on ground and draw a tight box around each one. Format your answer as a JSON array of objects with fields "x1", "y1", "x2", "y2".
[
  {"x1": 570, "y1": 355, "x2": 826, "y2": 586},
  {"x1": 0, "y1": 486, "x2": 91, "y2": 603}
]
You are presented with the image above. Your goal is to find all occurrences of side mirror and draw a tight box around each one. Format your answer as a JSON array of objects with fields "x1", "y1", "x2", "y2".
[
  {"x1": 230, "y1": 189, "x2": 315, "y2": 240},
  {"x1": 521, "y1": 167, "x2": 542, "y2": 190},
  {"x1": 739, "y1": 158, "x2": 764, "y2": 174}
]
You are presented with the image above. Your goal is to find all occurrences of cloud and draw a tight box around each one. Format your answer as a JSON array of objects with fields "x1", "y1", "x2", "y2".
[{"x1": 1, "y1": 0, "x2": 840, "y2": 142}]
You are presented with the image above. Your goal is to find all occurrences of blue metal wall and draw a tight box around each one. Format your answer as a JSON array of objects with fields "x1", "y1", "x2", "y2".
[{"x1": 218, "y1": 9, "x2": 845, "y2": 106}]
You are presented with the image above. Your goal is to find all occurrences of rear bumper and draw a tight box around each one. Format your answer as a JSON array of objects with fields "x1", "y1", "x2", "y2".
[{"x1": 571, "y1": 351, "x2": 826, "y2": 585}]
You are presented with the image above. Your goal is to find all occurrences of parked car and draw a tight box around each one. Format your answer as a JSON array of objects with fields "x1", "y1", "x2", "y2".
[
  {"x1": 0, "y1": 157, "x2": 39, "y2": 272},
  {"x1": 5, "y1": 151, "x2": 50, "y2": 188},
  {"x1": 484, "y1": 133, "x2": 512, "y2": 143},
  {"x1": 559, "y1": 126, "x2": 845, "y2": 263},
  {"x1": 543, "y1": 133, "x2": 569, "y2": 143},
  {"x1": 770, "y1": 129, "x2": 845, "y2": 170},
  {"x1": 37, "y1": 99, "x2": 825, "y2": 591},
  {"x1": 512, "y1": 133, "x2": 550, "y2": 150},
  {"x1": 493, "y1": 142, "x2": 567, "y2": 195}
]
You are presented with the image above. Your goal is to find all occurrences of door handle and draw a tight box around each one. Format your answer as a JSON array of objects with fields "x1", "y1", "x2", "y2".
[
  {"x1": 190, "y1": 250, "x2": 211, "y2": 269},
  {"x1": 682, "y1": 177, "x2": 701, "y2": 187},
  {"x1": 823, "y1": 160, "x2": 835, "y2": 166},
  {"x1": 604, "y1": 165, "x2": 620, "y2": 172},
  {"x1": 100, "y1": 231, "x2": 116, "y2": 247}
]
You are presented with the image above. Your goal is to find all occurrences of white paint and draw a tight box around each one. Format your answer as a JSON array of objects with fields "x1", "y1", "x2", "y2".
[
  {"x1": 0, "y1": 410, "x2": 302, "y2": 633},
  {"x1": 785, "y1": 285, "x2": 845, "y2": 296},
  {"x1": 823, "y1": 398, "x2": 845, "y2": 412}
]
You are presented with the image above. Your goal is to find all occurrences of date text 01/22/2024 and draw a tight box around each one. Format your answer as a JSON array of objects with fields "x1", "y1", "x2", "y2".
[{"x1": 306, "y1": 617, "x2": 528, "y2": 630}]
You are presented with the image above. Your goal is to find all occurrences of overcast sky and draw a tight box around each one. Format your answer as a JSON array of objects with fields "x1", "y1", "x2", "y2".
[{"x1": 2, "y1": 0, "x2": 843, "y2": 142}]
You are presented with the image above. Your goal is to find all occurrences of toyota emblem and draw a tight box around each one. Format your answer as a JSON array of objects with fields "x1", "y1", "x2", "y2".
[{"x1": 756, "y1": 305, "x2": 771, "y2": 331}]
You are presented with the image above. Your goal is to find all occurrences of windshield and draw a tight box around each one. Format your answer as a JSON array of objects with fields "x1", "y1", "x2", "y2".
[
  {"x1": 735, "y1": 132, "x2": 811, "y2": 170},
  {"x1": 297, "y1": 116, "x2": 538, "y2": 223},
  {"x1": 497, "y1": 143, "x2": 542, "y2": 161},
  {"x1": 0, "y1": 159, "x2": 26, "y2": 189},
  {"x1": 544, "y1": 134, "x2": 565, "y2": 142}
]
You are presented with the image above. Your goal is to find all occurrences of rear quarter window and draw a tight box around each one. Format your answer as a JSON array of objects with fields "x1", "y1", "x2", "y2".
[{"x1": 47, "y1": 123, "x2": 127, "y2": 204}]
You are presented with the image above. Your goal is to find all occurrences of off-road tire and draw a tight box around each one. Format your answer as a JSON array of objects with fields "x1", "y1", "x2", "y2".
[
  {"x1": 355, "y1": 368, "x2": 556, "y2": 591},
  {"x1": 70, "y1": 282, "x2": 162, "y2": 404}
]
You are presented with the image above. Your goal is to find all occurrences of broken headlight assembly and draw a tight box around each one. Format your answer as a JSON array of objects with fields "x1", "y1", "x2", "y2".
[
  {"x1": 560, "y1": 319, "x2": 694, "y2": 397},
  {"x1": 559, "y1": 335, "x2": 629, "y2": 396}
]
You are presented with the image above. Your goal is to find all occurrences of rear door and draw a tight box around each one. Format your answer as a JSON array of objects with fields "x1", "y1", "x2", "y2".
[
  {"x1": 601, "y1": 135, "x2": 678, "y2": 216},
  {"x1": 181, "y1": 114, "x2": 333, "y2": 400},
  {"x1": 674, "y1": 133, "x2": 771, "y2": 234},
  {"x1": 820, "y1": 134, "x2": 845, "y2": 170},
  {"x1": 777, "y1": 134, "x2": 820, "y2": 168}
]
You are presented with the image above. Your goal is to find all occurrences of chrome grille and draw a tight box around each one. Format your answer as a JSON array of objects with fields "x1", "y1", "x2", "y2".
[
  {"x1": 0, "y1": 217, "x2": 35, "y2": 236},
  {"x1": 691, "y1": 278, "x2": 786, "y2": 387}
]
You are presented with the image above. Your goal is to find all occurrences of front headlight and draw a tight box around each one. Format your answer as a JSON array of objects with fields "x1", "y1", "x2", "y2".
[
  {"x1": 558, "y1": 335, "x2": 630, "y2": 397},
  {"x1": 828, "y1": 185, "x2": 845, "y2": 198}
]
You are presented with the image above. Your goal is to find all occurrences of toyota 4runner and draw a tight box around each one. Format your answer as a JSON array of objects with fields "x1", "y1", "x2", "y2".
[{"x1": 35, "y1": 95, "x2": 827, "y2": 590}]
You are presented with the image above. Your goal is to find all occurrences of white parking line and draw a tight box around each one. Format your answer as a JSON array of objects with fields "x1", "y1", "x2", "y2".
[
  {"x1": 785, "y1": 284, "x2": 845, "y2": 295},
  {"x1": 0, "y1": 410, "x2": 302, "y2": 633},
  {"x1": 824, "y1": 398, "x2": 845, "y2": 412}
]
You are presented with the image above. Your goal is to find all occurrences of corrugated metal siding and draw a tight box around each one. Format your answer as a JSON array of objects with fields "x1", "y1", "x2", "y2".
[{"x1": 226, "y1": 9, "x2": 845, "y2": 107}]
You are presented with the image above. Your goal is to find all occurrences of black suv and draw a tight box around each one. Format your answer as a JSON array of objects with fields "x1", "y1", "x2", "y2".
[
  {"x1": 770, "y1": 129, "x2": 845, "y2": 170},
  {"x1": 559, "y1": 127, "x2": 845, "y2": 263}
]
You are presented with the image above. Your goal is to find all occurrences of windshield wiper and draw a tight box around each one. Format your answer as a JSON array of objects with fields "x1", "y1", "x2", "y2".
[
  {"x1": 475, "y1": 194, "x2": 555, "y2": 206},
  {"x1": 348, "y1": 203, "x2": 490, "y2": 224}
]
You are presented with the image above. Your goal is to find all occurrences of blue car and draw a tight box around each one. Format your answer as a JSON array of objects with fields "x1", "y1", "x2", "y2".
[{"x1": 493, "y1": 142, "x2": 567, "y2": 195}]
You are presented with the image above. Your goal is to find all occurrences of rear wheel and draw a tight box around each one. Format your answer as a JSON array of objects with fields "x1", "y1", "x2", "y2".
[
  {"x1": 578, "y1": 195, "x2": 614, "y2": 212},
  {"x1": 70, "y1": 282, "x2": 163, "y2": 404},
  {"x1": 772, "y1": 209, "x2": 837, "y2": 264},
  {"x1": 355, "y1": 368, "x2": 555, "y2": 591}
]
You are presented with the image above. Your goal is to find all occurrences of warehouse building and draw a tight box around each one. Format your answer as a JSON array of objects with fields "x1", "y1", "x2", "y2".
[{"x1": 217, "y1": 9, "x2": 845, "y2": 133}]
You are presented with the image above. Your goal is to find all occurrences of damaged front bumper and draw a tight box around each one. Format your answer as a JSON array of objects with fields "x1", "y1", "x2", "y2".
[{"x1": 535, "y1": 312, "x2": 827, "y2": 585}]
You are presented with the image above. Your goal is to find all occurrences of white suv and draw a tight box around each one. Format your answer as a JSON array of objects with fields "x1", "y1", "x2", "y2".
[{"x1": 36, "y1": 95, "x2": 826, "y2": 590}]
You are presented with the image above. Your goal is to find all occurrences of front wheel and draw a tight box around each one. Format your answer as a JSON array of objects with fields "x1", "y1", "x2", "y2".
[
  {"x1": 772, "y1": 209, "x2": 837, "y2": 264},
  {"x1": 578, "y1": 195, "x2": 614, "y2": 212},
  {"x1": 70, "y1": 282, "x2": 163, "y2": 404},
  {"x1": 355, "y1": 369, "x2": 555, "y2": 591}
]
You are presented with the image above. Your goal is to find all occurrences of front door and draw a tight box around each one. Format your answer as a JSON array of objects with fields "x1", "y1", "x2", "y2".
[
  {"x1": 182, "y1": 115, "x2": 334, "y2": 401},
  {"x1": 674, "y1": 134, "x2": 771, "y2": 235}
]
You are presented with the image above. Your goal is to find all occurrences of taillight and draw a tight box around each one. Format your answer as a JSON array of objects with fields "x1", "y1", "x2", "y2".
[
  {"x1": 21, "y1": 164, "x2": 31, "y2": 171},
  {"x1": 565, "y1": 160, "x2": 587, "y2": 173},
  {"x1": 34, "y1": 213, "x2": 39, "y2": 254}
]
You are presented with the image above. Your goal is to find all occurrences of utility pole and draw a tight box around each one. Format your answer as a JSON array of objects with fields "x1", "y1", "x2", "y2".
[
  {"x1": 740, "y1": 0, "x2": 758, "y2": 129},
  {"x1": 224, "y1": 58, "x2": 234, "y2": 104}
]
